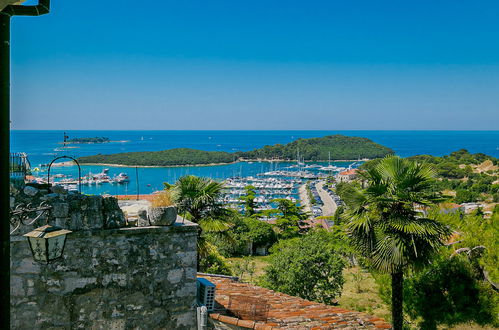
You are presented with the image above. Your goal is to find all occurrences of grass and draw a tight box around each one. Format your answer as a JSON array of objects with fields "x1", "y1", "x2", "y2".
[
  {"x1": 339, "y1": 267, "x2": 391, "y2": 321},
  {"x1": 227, "y1": 255, "x2": 271, "y2": 283}
]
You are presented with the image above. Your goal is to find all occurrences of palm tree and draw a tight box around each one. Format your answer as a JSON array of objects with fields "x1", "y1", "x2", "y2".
[
  {"x1": 345, "y1": 156, "x2": 451, "y2": 329},
  {"x1": 168, "y1": 175, "x2": 233, "y2": 263}
]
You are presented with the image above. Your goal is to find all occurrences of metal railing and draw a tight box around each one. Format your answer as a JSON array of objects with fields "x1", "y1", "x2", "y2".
[{"x1": 9, "y1": 152, "x2": 30, "y2": 179}]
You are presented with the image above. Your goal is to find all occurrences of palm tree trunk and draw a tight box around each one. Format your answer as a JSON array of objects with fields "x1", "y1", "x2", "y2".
[{"x1": 391, "y1": 271, "x2": 404, "y2": 330}]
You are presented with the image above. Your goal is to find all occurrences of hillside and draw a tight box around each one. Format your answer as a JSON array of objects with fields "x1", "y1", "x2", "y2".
[
  {"x1": 78, "y1": 135, "x2": 393, "y2": 166},
  {"x1": 238, "y1": 135, "x2": 393, "y2": 161}
]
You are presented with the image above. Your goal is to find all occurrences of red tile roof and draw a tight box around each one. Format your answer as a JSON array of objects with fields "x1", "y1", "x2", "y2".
[
  {"x1": 199, "y1": 274, "x2": 391, "y2": 329},
  {"x1": 339, "y1": 169, "x2": 358, "y2": 176},
  {"x1": 440, "y1": 202, "x2": 463, "y2": 209},
  {"x1": 113, "y1": 194, "x2": 156, "y2": 202}
]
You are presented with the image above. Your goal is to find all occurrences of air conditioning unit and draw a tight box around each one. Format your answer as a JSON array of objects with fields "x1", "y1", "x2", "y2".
[{"x1": 197, "y1": 278, "x2": 216, "y2": 312}]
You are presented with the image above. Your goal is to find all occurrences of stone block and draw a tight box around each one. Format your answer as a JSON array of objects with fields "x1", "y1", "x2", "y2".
[
  {"x1": 10, "y1": 276, "x2": 24, "y2": 297},
  {"x1": 52, "y1": 203, "x2": 69, "y2": 218},
  {"x1": 23, "y1": 186, "x2": 39, "y2": 196},
  {"x1": 147, "y1": 206, "x2": 177, "y2": 226},
  {"x1": 167, "y1": 269, "x2": 184, "y2": 284},
  {"x1": 50, "y1": 185, "x2": 67, "y2": 194},
  {"x1": 63, "y1": 277, "x2": 97, "y2": 294},
  {"x1": 137, "y1": 210, "x2": 149, "y2": 227},
  {"x1": 17, "y1": 258, "x2": 40, "y2": 274}
]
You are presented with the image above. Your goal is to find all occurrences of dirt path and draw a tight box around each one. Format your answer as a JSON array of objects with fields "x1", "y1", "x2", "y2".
[{"x1": 298, "y1": 183, "x2": 312, "y2": 214}]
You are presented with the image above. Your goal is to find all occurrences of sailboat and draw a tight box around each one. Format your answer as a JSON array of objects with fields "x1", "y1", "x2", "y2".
[
  {"x1": 297, "y1": 148, "x2": 305, "y2": 166},
  {"x1": 319, "y1": 151, "x2": 338, "y2": 171}
]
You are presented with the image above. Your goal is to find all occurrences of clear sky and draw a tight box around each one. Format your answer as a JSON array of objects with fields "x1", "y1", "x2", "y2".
[{"x1": 10, "y1": 0, "x2": 499, "y2": 130}]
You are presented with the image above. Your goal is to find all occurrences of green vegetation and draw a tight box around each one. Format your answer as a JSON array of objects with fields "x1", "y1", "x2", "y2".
[
  {"x1": 361, "y1": 149, "x2": 499, "y2": 204},
  {"x1": 437, "y1": 208, "x2": 499, "y2": 285},
  {"x1": 238, "y1": 134, "x2": 393, "y2": 160},
  {"x1": 306, "y1": 182, "x2": 316, "y2": 205},
  {"x1": 208, "y1": 217, "x2": 277, "y2": 257},
  {"x1": 239, "y1": 185, "x2": 257, "y2": 216},
  {"x1": 346, "y1": 156, "x2": 451, "y2": 329},
  {"x1": 158, "y1": 150, "x2": 498, "y2": 329},
  {"x1": 271, "y1": 198, "x2": 309, "y2": 239},
  {"x1": 68, "y1": 136, "x2": 110, "y2": 143},
  {"x1": 164, "y1": 175, "x2": 233, "y2": 274},
  {"x1": 79, "y1": 148, "x2": 235, "y2": 166},
  {"x1": 78, "y1": 134, "x2": 393, "y2": 166},
  {"x1": 404, "y1": 255, "x2": 498, "y2": 329},
  {"x1": 261, "y1": 230, "x2": 347, "y2": 305}
]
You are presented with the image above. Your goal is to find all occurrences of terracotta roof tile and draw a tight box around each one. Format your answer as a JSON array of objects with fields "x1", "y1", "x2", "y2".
[
  {"x1": 199, "y1": 274, "x2": 391, "y2": 329},
  {"x1": 237, "y1": 319, "x2": 256, "y2": 328}
]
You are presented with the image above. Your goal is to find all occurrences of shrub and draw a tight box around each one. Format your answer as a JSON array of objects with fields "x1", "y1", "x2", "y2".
[
  {"x1": 151, "y1": 191, "x2": 175, "y2": 207},
  {"x1": 261, "y1": 230, "x2": 346, "y2": 305}
]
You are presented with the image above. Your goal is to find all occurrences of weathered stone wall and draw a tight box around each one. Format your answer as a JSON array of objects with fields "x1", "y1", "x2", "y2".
[
  {"x1": 10, "y1": 180, "x2": 198, "y2": 329},
  {"x1": 10, "y1": 180, "x2": 126, "y2": 232},
  {"x1": 11, "y1": 225, "x2": 198, "y2": 329}
]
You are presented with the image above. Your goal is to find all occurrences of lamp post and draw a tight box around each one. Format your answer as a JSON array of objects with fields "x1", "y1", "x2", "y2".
[{"x1": 1, "y1": 0, "x2": 51, "y2": 326}]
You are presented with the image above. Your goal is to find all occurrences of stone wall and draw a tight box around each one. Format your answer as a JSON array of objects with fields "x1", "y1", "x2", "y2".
[
  {"x1": 10, "y1": 180, "x2": 198, "y2": 329},
  {"x1": 10, "y1": 180, "x2": 126, "y2": 232}
]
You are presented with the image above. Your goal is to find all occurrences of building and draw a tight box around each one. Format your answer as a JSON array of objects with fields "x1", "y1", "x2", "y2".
[{"x1": 337, "y1": 169, "x2": 358, "y2": 183}]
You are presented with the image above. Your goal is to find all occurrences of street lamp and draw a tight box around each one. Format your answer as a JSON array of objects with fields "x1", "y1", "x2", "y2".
[
  {"x1": 24, "y1": 225, "x2": 72, "y2": 263},
  {"x1": 1, "y1": 0, "x2": 51, "y2": 326},
  {"x1": 10, "y1": 201, "x2": 72, "y2": 263}
]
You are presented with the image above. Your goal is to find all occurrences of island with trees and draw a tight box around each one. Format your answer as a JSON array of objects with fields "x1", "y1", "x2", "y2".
[
  {"x1": 67, "y1": 137, "x2": 111, "y2": 144},
  {"x1": 77, "y1": 134, "x2": 393, "y2": 166},
  {"x1": 78, "y1": 148, "x2": 236, "y2": 166},
  {"x1": 237, "y1": 134, "x2": 393, "y2": 161}
]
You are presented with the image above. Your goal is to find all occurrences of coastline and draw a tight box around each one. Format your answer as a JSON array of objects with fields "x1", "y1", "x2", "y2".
[
  {"x1": 76, "y1": 158, "x2": 366, "y2": 168},
  {"x1": 76, "y1": 161, "x2": 239, "y2": 168}
]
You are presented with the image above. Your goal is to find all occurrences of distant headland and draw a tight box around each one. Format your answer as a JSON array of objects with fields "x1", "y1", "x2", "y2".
[{"x1": 77, "y1": 134, "x2": 394, "y2": 167}]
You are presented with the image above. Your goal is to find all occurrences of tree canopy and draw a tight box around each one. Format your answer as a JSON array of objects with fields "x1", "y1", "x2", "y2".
[{"x1": 262, "y1": 230, "x2": 346, "y2": 305}]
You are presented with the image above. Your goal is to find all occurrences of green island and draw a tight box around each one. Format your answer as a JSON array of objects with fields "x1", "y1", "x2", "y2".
[
  {"x1": 67, "y1": 137, "x2": 110, "y2": 144},
  {"x1": 78, "y1": 148, "x2": 235, "y2": 166},
  {"x1": 77, "y1": 134, "x2": 393, "y2": 166},
  {"x1": 238, "y1": 134, "x2": 393, "y2": 160}
]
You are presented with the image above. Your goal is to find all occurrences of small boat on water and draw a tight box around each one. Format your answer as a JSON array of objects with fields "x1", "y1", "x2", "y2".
[{"x1": 114, "y1": 173, "x2": 130, "y2": 184}]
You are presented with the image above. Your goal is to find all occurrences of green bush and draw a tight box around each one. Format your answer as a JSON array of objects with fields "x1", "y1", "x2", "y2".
[
  {"x1": 404, "y1": 255, "x2": 498, "y2": 329},
  {"x1": 261, "y1": 230, "x2": 346, "y2": 305}
]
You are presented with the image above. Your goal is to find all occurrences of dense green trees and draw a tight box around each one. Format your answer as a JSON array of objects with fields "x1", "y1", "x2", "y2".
[
  {"x1": 239, "y1": 185, "x2": 257, "y2": 216},
  {"x1": 239, "y1": 134, "x2": 393, "y2": 160},
  {"x1": 272, "y1": 198, "x2": 309, "y2": 239},
  {"x1": 262, "y1": 230, "x2": 346, "y2": 305},
  {"x1": 345, "y1": 156, "x2": 451, "y2": 329},
  {"x1": 79, "y1": 148, "x2": 235, "y2": 166},
  {"x1": 361, "y1": 149, "x2": 499, "y2": 203},
  {"x1": 404, "y1": 255, "x2": 498, "y2": 329},
  {"x1": 68, "y1": 137, "x2": 110, "y2": 143},
  {"x1": 207, "y1": 216, "x2": 277, "y2": 257}
]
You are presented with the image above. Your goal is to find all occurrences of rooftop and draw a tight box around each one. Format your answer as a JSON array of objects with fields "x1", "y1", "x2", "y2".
[
  {"x1": 338, "y1": 169, "x2": 358, "y2": 176},
  {"x1": 199, "y1": 274, "x2": 391, "y2": 329}
]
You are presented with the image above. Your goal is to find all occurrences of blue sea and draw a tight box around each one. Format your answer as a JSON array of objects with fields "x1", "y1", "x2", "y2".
[{"x1": 10, "y1": 130, "x2": 499, "y2": 195}]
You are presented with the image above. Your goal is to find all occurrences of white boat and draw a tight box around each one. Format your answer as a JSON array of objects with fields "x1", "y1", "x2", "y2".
[
  {"x1": 114, "y1": 173, "x2": 130, "y2": 184},
  {"x1": 319, "y1": 151, "x2": 338, "y2": 171}
]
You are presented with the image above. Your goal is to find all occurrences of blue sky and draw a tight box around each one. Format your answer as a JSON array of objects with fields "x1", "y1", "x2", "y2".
[{"x1": 10, "y1": 0, "x2": 499, "y2": 130}]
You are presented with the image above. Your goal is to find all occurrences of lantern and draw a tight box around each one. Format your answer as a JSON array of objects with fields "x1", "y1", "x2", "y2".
[{"x1": 23, "y1": 225, "x2": 72, "y2": 263}]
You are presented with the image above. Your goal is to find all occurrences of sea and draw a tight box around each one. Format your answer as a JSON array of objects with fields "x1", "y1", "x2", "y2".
[{"x1": 10, "y1": 130, "x2": 499, "y2": 196}]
